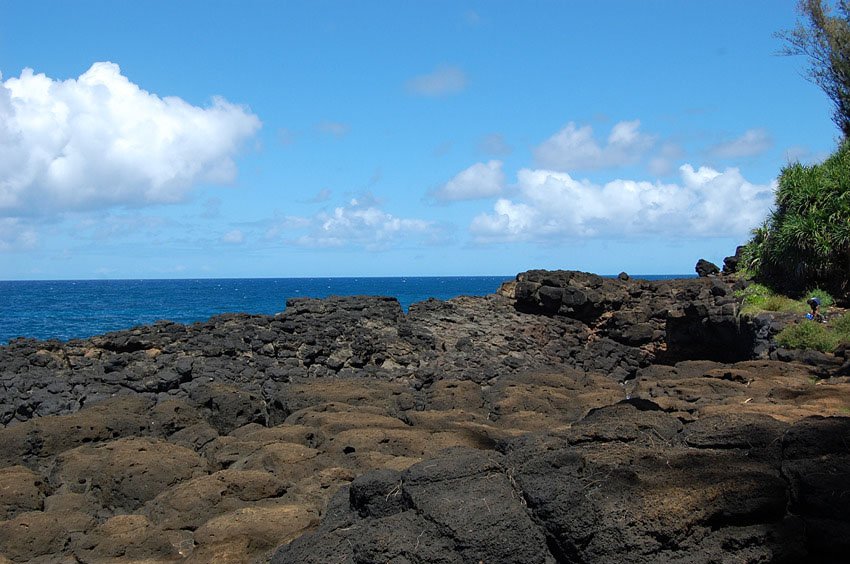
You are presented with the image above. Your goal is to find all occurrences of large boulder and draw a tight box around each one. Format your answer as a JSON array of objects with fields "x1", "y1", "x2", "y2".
[
  {"x1": 190, "y1": 504, "x2": 318, "y2": 563},
  {"x1": 695, "y1": 258, "x2": 721, "y2": 277},
  {"x1": 48, "y1": 437, "x2": 209, "y2": 513},
  {"x1": 142, "y1": 469, "x2": 288, "y2": 531},
  {"x1": 72, "y1": 514, "x2": 180, "y2": 562},
  {"x1": 271, "y1": 448, "x2": 556, "y2": 564},
  {"x1": 723, "y1": 245, "x2": 745, "y2": 274},
  {"x1": 0, "y1": 510, "x2": 94, "y2": 562},
  {"x1": 509, "y1": 440, "x2": 801, "y2": 562}
]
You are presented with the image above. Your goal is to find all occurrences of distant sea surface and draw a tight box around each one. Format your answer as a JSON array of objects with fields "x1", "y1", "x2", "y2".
[{"x1": 0, "y1": 275, "x2": 691, "y2": 344}]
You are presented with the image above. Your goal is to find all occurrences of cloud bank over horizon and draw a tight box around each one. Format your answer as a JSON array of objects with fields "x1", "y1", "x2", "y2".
[
  {"x1": 425, "y1": 119, "x2": 778, "y2": 246},
  {"x1": 0, "y1": 62, "x2": 261, "y2": 217},
  {"x1": 470, "y1": 164, "x2": 775, "y2": 243},
  {"x1": 263, "y1": 196, "x2": 435, "y2": 251}
]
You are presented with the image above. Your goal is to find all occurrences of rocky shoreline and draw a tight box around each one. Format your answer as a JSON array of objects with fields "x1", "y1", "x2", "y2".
[{"x1": 0, "y1": 270, "x2": 848, "y2": 562}]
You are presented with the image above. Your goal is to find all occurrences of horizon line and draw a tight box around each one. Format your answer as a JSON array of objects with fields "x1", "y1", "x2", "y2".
[{"x1": 0, "y1": 273, "x2": 698, "y2": 283}]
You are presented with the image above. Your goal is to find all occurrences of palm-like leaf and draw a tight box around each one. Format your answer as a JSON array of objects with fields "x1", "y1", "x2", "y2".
[{"x1": 746, "y1": 140, "x2": 850, "y2": 296}]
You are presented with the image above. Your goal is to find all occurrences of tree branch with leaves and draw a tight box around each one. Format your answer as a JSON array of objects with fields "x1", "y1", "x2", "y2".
[{"x1": 778, "y1": 0, "x2": 850, "y2": 137}]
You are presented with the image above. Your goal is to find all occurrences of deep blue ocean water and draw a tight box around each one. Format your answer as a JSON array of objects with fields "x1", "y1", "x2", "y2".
[{"x1": 0, "y1": 275, "x2": 691, "y2": 345}]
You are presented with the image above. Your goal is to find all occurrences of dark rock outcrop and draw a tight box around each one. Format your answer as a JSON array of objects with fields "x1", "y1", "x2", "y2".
[
  {"x1": 723, "y1": 245, "x2": 745, "y2": 274},
  {"x1": 695, "y1": 258, "x2": 721, "y2": 277},
  {"x1": 274, "y1": 448, "x2": 555, "y2": 564},
  {"x1": 507, "y1": 269, "x2": 746, "y2": 365},
  {"x1": 272, "y1": 411, "x2": 850, "y2": 564}
]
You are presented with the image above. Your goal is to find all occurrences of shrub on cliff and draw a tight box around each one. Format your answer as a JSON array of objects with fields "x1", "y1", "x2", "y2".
[
  {"x1": 776, "y1": 312, "x2": 850, "y2": 351},
  {"x1": 737, "y1": 283, "x2": 805, "y2": 315},
  {"x1": 776, "y1": 319, "x2": 838, "y2": 351},
  {"x1": 736, "y1": 283, "x2": 833, "y2": 315},
  {"x1": 741, "y1": 140, "x2": 850, "y2": 298}
]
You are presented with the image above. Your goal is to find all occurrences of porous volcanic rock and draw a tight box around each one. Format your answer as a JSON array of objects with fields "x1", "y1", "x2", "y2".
[
  {"x1": 274, "y1": 408, "x2": 850, "y2": 564},
  {"x1": 272, "y1": 448, "x2": 556, "y2": 564},
  {"x1": 1, "y1": 269, "x2": 849, "y2": 563},
  {"x1": 507, "y1": 269, "x2": 749, "y2": 364},
  {"x1": 0, "y1": 271, "x2": 786, "y2": 428}
]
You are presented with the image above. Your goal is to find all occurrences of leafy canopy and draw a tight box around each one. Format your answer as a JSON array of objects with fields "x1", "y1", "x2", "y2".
[
  {"x1": 742, "y1": 141, "x2": 850, "y2": 297},
  {"x1": 778, "y1": 0, "x2": 850, "y2": 136}
]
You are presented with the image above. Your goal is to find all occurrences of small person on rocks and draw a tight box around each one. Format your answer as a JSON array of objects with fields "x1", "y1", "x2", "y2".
[{"x1": 806, "y1": 296, "x2": 824, "y2": 322}]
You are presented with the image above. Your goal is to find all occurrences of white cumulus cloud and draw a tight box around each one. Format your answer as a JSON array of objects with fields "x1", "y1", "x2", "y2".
[
  {"x1": 406, "y1": 65, "x2": 468, "y2": 97},
  {"x1": 272, "y1": 197, "x2": 433, "y2": 250},
  {"x1": 708, "y1": 129, "x2": 772, "y2": 159},
  {"x1": 0, "y1": 62, "x2": 261, "y2": 216},
  {"x1": 533, "y1": 120, "x2": 655, "y2": 171},
  {"x1": 430, "y1": 160, "x2": 505, "y2": 202},
  {"x1": 470, "y1": 165, "x2": 775, "y2": 243}
]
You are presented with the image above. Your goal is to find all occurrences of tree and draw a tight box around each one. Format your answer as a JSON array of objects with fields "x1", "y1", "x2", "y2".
[
  {"x1": 778, "y1": 0, "x2": 850, "y2": 137},
  {"x1": 742, "y1": 2, "x2": 850, "y2": 301},
  {"x1": 742, "y1": 140, "x2": 850, "y2": 297}
]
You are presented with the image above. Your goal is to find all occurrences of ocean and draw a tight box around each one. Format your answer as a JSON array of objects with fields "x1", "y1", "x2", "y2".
[{"x1": 0, "y1": 275, "x2": 691, "y2": 345}]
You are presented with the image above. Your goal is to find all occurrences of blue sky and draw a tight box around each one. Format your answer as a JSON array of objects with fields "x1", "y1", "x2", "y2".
[{"x1": 0, "y1": 0, "x2": 841, "y2": 279}]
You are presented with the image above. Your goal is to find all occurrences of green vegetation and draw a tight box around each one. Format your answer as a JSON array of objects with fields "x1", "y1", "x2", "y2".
[
  {"x1": 736, "y1": 283, "x2": 819, "y2": 315},
  {"x1": 778, "y1": 0, "x2": 850, "y2": 137},
  {"x1": 737, "y1": 284, "x2": 850, "y2": 352},
  {"x1": 776, "y1": 313, "x2": 850, "y2": 351},
  {"x1": 746, "y1": 1, "x2": 850, "y2": 300},
  {"x1": 832, "y1": 310, "x2": 850, "y2": 332},
  {"x1": 735, "y1": 282, "x2": 773, "y2": 305},
  {"x1": 808, "y1": 287, "x2": 836, "y2": 307},
  {"x1": 740, "y1": 141, "x2": 850, "y2": 298}
]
